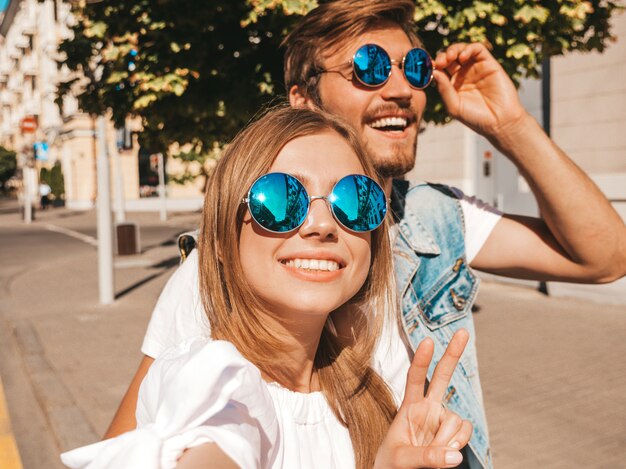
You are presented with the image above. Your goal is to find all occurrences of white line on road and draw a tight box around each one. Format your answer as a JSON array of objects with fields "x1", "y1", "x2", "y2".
[
  {"x1": 43, "y1": 224, "x2": 98, "y2": 247},
  {"x1": 114, "y1": 258, "x2": 153, "y2": 268}
]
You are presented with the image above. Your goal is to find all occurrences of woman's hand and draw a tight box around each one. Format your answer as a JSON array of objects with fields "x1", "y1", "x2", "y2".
[{"x1": 374, "y1": 330, "x2": 473, "y2": 468}]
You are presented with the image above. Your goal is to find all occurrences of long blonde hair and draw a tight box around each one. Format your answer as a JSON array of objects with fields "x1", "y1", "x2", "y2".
[{"x1": 198, "y1": 106, "x2": 398, "y2": 469}]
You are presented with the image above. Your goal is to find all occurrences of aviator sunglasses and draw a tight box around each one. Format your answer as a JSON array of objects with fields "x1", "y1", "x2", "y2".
[
  {"x1": 242, "y1": 172, "x2": 387, "y2": 233},
  {"x1": 318, "y1": 43, "x2": 434, "y2": 89}
]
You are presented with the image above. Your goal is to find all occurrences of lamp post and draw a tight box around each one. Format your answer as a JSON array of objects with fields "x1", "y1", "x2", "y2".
[
  {"x1": 96, "y1": 116, "x2": 114, "y2": 305},
  {"x1": 66, "y1": 0, "x2": 114, "y2": 304}
]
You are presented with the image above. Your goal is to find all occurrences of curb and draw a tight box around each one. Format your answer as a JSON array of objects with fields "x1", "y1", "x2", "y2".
[{"x1": 0, "y1": 376, "x2": 23, "y2": 469}]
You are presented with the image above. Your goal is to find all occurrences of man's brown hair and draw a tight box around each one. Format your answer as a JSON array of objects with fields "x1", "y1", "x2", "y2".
[{"x1": 282, "y1": 0, "x2": 420, "y2": 105}]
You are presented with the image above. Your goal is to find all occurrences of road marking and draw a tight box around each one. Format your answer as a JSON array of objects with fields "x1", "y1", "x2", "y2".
[
  {"x1": 0, "y1": 377, "x2": 23, "y2": 469},
  {"x1": 44, "y1": 224, "x2": 98, "y2": 247},
  {"x1": 114, "y1": 258, "x2": 152, "y2": 268}
]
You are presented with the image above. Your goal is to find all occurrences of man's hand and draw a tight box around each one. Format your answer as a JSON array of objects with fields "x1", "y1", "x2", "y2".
[
  {"x1": 374, "y1": 330, "x2": 473, "y2": 469},
  {"x1": 433, "y1": 43, "x2": 626, "y2": 284},
  {"x1": 433, "y1": 43, "x2": 527, "y2": 141}
]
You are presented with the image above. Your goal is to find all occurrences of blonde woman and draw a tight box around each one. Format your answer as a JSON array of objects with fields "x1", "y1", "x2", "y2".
[{"x1": 62, "y1": 107, "x2": 472, "y2": 469}]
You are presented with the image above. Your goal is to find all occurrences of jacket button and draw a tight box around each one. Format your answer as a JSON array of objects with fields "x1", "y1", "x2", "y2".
[
  {"x1": 450, "y1": 289, "x2": 467, "y2": 310},
  {"x1": 444, "y1": 386, "x2": 456, "y2": 403}
]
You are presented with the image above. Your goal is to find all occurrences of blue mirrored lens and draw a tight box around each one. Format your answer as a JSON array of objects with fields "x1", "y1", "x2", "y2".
[
  {"x1": 353, "y1": 44, "x2": 391, "y2": 86},
  {"x1": 330, "y1": 175, "x2": 387, "y2": 232},
  {"x1": 248, "y1": 173, "x2": 309, "y2": 232},
  {"x1": 404, "y1": 48, "x2": 433, "y2": 89}
]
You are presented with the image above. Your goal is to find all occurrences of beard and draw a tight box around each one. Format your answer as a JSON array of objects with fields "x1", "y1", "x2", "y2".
[
  {"x1": 362, "y1": 137, "x2": 417, "y2": 179},
  {"x1": 360, "y1": 103, "x2": 419, "y2": 178}
]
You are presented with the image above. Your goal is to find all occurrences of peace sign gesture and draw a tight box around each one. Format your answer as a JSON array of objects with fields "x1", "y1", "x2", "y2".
[{"x1": 375, "y1": 330, "x2": 473, "y2": 468}]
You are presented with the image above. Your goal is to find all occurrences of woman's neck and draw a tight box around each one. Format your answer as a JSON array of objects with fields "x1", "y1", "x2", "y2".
[{"x1": 259, "y1": 313, "x2": 328, "y2": 393}]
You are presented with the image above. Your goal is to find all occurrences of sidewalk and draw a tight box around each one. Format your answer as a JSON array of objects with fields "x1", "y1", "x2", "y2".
[
  {"x1": 1, "y1": 200, "x2": 625, "y2": 468},
  {"x1": 0, "y1": 200, "x2": 201, "y2": 468}
]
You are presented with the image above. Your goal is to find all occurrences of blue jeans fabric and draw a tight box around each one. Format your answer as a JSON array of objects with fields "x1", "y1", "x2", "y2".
[{"x1": 392, "y1": 180, "x2": 492, "y2": 469}]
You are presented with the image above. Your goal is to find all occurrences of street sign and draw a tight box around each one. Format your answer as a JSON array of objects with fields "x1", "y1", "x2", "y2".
[
  {"x1": 20, "y1": 116, "x2": 37, "y2": 133},
  {"x1": 34, "y1": 141, "x2": 49, "y2": 161}
]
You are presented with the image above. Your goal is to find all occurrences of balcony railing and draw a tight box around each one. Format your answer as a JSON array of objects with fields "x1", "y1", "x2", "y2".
[{"x1": 1, "y1": 90, "x2": 13, "y2": 105}]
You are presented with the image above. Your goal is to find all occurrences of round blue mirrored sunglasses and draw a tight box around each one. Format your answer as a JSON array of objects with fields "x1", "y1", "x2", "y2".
[
  {"x1": 318, "y1": 43, "x2": 434, "y2": 90},
  {"x1": 242, "y1": 172, "x2": 387, "y2": 233}
]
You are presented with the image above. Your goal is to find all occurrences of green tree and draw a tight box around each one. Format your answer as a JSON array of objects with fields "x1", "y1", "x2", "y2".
[
  {"x1": 39, "y1": 162, "x2": 65, "y2": 200},
  {"x1": 39, "y1": 166, "x2": 51, "y2": 185},
  {"x1": 58, "y1": 0, "x2": 622, "y2": 178},
  {"x1": 49, "y1": 161, "x2": 65, "y2": 200},
  {"x1": 0, "y1": 146, "x2": 17, "y2": 192},
  {"x1": 58, "y1": 0, "x2": 292, "y2": 186}
]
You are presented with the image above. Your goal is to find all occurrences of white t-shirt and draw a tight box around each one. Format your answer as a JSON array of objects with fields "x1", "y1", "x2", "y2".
[
  {"x1": 142, "y1": 187, "x2": 501, "y2": 363},
  {"x1": 62, "y1": 338, "x2": 358, "y2": 468}
]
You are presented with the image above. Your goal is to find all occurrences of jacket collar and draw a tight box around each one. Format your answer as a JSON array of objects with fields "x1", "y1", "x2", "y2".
[{"x1": 391, "y1": 179, "x2": 441, "y2": 256}]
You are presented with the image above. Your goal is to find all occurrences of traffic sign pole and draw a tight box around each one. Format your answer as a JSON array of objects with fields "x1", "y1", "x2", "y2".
[{"x1": 96, "y1": 116, "x2": 115, "y2": 305}]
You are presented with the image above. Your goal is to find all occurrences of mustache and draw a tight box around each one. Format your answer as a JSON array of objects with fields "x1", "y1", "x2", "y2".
[{"x1": 362, "y1": 103, "x2": 417, "y2": 124}]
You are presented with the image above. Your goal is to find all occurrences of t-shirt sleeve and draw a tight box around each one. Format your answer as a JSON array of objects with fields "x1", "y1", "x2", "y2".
[
  {"x1": 141, "y1": 250, "x2": 210, "y2": 359},
  {"x1": 448, "y1": 187, "x2": 503, "y2": 264},
  {"x1": 61, "y1": 339, "x2": 279, "y2": 469}
]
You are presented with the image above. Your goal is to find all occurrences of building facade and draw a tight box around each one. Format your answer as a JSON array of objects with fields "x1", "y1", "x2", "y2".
[{"x1": 0, "y1": 0, "x2": 204, "y2": 211}]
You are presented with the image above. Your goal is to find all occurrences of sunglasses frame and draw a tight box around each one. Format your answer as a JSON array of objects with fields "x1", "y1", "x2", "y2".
[
  {"x1": 242, "y1": 172, "x2": 388, "y2": 234},
  {"x1": 317, "y1": 43, "x2": 435, "y2": 90}
]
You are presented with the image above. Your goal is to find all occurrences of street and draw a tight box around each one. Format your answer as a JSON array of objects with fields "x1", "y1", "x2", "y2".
[{"x1": 0, "y1": 200, "x2": 625, "y2": 468}]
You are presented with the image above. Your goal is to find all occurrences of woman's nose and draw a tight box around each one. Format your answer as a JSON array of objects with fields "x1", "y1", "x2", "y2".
[{"x1": 298, "y1": 199, "x2": 338, "y2": 241}]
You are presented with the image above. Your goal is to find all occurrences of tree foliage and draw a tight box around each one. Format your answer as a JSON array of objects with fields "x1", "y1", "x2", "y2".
[
  {"x1": 40, "y1": 162, "x2": 66, "y2": 200},
  {"x1": 58, "y1": 0, "x2": 622, "y2": 174},
  {"x1": 0, "y1": 145, "x2": 17, "y2": 191}
]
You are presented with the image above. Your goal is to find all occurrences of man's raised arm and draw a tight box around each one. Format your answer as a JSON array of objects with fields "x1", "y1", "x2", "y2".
[{"x1": 434, "y1": 43, "x2": 626, "y2": 283}]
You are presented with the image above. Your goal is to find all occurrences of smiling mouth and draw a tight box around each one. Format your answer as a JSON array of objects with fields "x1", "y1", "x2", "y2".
[
  {"x1": 280, "y1": 258, "x2": 342, "y2": 272},
  {"x1": 368, "y1": 116, "x2": 409, "y2": 132}
]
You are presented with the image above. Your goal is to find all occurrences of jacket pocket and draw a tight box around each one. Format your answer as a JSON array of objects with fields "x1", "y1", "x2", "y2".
[{"x1": 417, "y1": 258, "x2": 478, "y2": 330}]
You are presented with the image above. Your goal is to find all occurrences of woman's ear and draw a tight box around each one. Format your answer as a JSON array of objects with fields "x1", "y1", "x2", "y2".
[{"x1": 288, "y1": 85, "x2": 317, "y2": 110}]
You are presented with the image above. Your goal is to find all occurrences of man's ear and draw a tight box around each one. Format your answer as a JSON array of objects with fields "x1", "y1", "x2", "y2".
[{"x1": 288, "y1": 85, "x2": 317, "y2": 110}]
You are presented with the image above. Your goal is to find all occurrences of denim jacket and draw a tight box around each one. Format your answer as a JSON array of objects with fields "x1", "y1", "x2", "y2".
[{"x1": 392, "y1": 180, "x2": 491, "y2": 469}]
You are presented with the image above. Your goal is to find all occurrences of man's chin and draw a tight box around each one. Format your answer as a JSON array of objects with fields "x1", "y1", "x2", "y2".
[
  {"x1": 376, "y1": 161, "x2": 415, "y2": 178},
  {"x1": 366, "y1": 144, "x2": 416, "y2": 178}
]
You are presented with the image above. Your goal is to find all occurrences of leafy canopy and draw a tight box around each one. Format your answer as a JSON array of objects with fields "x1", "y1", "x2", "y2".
[
  {"x1": 58, "y1": 0, "x2": 621, "y2": 172},
  {"x1": 0, "y1": 145, "x2": 17, "y2": 191}
]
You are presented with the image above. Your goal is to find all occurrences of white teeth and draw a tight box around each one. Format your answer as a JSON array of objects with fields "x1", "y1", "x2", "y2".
[
  {"x1": 282, "y1": 258, "x2": 340, "y2": 272},
  {"x1": 369, "y1": 117, "x2": 408, "y2": 129}
]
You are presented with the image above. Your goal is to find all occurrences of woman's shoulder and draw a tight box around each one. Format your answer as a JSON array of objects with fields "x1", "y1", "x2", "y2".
[
  {"x1": 156, "y1": 336, "x2": 248, "y2": 367},
  {"x1": 64, "y1": 338, "x2": 280, "y2": 469},
  {"x1": 138, "y1": 338, "x2": 271, "y2": 422}
]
